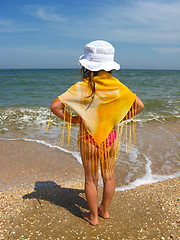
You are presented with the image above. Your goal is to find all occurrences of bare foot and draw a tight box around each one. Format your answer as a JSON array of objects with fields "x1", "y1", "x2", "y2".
[
  {"x1": 98, "y1": 207, "x2": 110, "y2": 219},
  {"x1": 82, "y1": 212, "x2": 99, "y2": 226}
]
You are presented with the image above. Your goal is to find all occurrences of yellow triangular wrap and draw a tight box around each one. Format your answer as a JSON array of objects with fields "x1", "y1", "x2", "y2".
[{"x1": 58, "y1": 71, "x2": 136, "y2": 144}]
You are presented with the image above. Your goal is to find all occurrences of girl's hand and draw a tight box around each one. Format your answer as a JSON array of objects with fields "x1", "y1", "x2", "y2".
[{"x1": 71, "y1": 116, "x2": 81, "y2": 124}]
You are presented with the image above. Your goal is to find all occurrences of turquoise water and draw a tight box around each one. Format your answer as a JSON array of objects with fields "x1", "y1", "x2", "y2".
[
  {"x1": 0, "y1": 69, "x2": 179, "y2": 124},
  {"x1": 1, "y1": 69, "x2": 180, "y2": 105},
  {"x1": 0, "y1": 69, "x2": 179, "y2": 190}
]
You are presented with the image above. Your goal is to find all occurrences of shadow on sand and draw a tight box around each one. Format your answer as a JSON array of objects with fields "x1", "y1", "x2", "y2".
[{"x1": 22, "y1": 181, "x2": 88, "y2": 218}]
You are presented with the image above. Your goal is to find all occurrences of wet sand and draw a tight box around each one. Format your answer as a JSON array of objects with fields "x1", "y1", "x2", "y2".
[
  {"x1": 0, "y1": 139, "x2": 84, "y2": 191},
  {"x1": 115, "y1": 121, "x2": 180, "y2": 189},
  {"x1": 0, "y1": 139, "x2": 180, "y2": 239}
]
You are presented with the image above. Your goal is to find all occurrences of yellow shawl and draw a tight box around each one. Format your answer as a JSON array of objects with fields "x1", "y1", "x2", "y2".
[
  {"x1": 47, "y1": 71, "x2": 137, "y2": 179},
  {"x1": 59, "y1": 71, "x2": 136, "y2": 144}
]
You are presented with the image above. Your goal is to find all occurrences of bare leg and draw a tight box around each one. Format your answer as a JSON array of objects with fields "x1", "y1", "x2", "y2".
[
  {"x1": 82, "y1": 174, "x2": 99, "y2": 225},
  {"x1": 99, "y1": 173, "x2": 115, "y2": 219},
  {"x1": 99, "y1": 143, "x2": 116, "y2": 219},
  {"x1": 81, "y1": 141, "x2": 99, "y2": 226}
]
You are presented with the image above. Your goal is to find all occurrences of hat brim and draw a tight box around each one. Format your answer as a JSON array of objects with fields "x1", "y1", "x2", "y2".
[{"x1": 79, "y1": 55, "x2": 120, "y2": 71}]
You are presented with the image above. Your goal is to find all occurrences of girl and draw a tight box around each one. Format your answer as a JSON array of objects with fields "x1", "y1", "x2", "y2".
[{"x1": 50, "y1": 40, "x2": 144, "y2": 226}]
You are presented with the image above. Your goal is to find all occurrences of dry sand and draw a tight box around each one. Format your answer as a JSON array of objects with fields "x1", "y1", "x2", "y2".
[{"x1": 0, "y1": 140, "x2": 179, "y2": 239}]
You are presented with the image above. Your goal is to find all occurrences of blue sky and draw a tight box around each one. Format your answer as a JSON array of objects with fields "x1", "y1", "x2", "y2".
[{"x1": 0, "y1": 0, "x2": 180, "y2": 69}]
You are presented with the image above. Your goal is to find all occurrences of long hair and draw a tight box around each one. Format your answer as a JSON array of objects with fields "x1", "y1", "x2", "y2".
[
  {"x1": 81, "y1": 67, "x2": 112, "y2": 110},
  {"x1": 81, "y1": 67, "x2": 99, "y2": 96},
  {"x1": 81, "y1": 67, "x2": 99, "y2": 109}
]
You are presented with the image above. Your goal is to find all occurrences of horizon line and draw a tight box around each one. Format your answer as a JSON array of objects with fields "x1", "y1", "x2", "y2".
[{"x1": 0, "y1": 67, "x2": 180, "y2": 71}]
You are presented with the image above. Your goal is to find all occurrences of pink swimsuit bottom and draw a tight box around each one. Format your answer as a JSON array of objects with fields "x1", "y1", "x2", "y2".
[{"x1": 86, "y1": 130, "x2": 117, "y2": 147}]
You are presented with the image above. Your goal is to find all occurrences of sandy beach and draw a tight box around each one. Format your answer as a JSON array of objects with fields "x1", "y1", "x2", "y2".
[{"x1": 0, "y1": 139, "x2": 179, "y2": 239}]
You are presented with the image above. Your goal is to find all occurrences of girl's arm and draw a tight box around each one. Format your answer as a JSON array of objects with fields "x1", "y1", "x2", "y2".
[
  {"x1": 123, "y1": 96, "x2": 144, "y2": 120},
  {"x1": 135, "y1": 96, "x2": 144, "y2": 115},
  {"x1": 50, "y1": 98, "x2": 80, "y2": 124}
]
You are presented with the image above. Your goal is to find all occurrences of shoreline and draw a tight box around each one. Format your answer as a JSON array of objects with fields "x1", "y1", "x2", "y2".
[
  {"x1": 0, "y1": 139, "x2": 84, "y2": 191},
  {"x1": 0, "y1": 138, "x2": 180, "y2": 239},
  {"x1": 0, "y1": 127, "x2": 179, "y2": 192}
]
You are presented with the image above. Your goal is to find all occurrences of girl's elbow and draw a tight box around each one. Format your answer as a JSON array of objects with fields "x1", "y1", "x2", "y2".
[
  {"x1": 50, "y1": 104, "x2": 53, "y2": 113},
  {"x1": 50, "y1": 99, "x2": 63, "y2": 114},
  {"x1": 50, "y1": 102, "x2": 56, "y2": 113},
  {"x1": 138, "y1": 102, "x2": 144, "y2": 114},
  {"x1": 141, "y1": 102, "x2": 144, "y2": 111},
  {"x1": 136, "y1": 96, "x2": 144, "y2": 113}
]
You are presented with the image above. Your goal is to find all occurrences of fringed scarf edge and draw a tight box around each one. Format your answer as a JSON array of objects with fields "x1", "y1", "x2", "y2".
[{"x1": 46, "y1": 99, "x2": 137, "y2": 180}]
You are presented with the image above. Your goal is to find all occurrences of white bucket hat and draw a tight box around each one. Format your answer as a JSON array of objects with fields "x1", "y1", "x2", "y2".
[{"x1": 79, "y1": 40, "x2": 120, "y2": 71}]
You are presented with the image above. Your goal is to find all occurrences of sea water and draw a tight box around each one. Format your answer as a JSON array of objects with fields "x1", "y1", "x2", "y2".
[{"x1": 0, "y1": 69, "x2": 180, "y2": 190}]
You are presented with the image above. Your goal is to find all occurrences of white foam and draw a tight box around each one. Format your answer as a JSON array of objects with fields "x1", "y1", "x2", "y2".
[
  {"x1": 1, "y1": 137, "x2": 179, "y2": 192},
  {"x1": 24, "y1": 138, "x2": 83, "y2": 165},
  {"x1": 71, "y1": 151, "x2": 82, "y2": 164},
  {"x1": 1, "y1": 107, "x2": 52, "y2": 128},
  {"x1": 1, "y1": 128, "x2": 8, "y2": 131},
  {"x1": 23, "y1": 138, "x2": 81, "y2": 156},
  {"x1": 115, "y1": 153, "x2": 180, "y2": 191},
  {"x1": 0, "y1": 137, "x2": 80, "y2": 160},
  {"x1": 116, "y1": 172, "x2": 180, "y2": 192}
]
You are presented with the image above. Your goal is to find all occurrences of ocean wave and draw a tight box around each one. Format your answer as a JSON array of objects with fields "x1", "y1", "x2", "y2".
[
  {"x1": 116, "y1": 169, "x2": 180, "y2": 191},
  {"x1": 0, "y1": 106, "x2": 52, "y2": 131},
  {"x1": 0, "y1": 98, "x2": 179, "y2": 134}
]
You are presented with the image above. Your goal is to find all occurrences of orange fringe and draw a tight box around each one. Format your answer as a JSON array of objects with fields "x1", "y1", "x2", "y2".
[
  {"x1": 59, "y1": 105, "x2": 66, "y2": 146},
  {"x1": 46, "y1": 112, "x2": 51, "y2": 133},
  {"x1": 46, "y1": 100, "x2": 137, "y2": 180}
]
